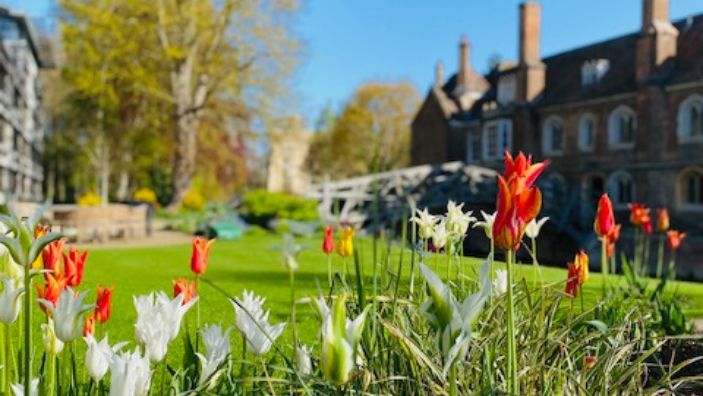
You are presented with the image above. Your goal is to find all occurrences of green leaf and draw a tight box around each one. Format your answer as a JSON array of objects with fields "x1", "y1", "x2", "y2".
[
  {"x1": 27, "y1": 232, "x2": 63, "y2": 266},
  {"x1": 0, "y1": 235, "x2": 24, "y2": 266},
  {"x1": 585, "y1": 320, "x2": 608, "y2": 334}
]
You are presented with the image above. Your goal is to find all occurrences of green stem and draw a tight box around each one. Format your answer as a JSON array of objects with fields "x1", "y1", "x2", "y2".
[
  {"x1": 289, "y1": 270, "x2": 298, "y2": 347},
  {"x1": 4, "y1": 323, "x2": 10, "y2": 396},
  {"x1": 23, "y1": 263, "x2": 30, "y2": 396},
  {"x1": 530, "y1": 237, "x2": 542, "y2": 286},
  {"x1": 656, "y1": 235, "x2": 665, "y2": 279},
  {"x1": 327, "y1": 254, "x2": 333, "y2": 290},
  {"x1": 47, "y1": 352, "x2": 55, "y2": 396},
  {"x1": 505, "y1": 250, "x2": 518, "y2": 395},
  {"x1": 449, "y1": 363, "x2": 457, "y2": 396},
  {"x1": 601, "y1": 238, "x2": 608, "y2": 296}
]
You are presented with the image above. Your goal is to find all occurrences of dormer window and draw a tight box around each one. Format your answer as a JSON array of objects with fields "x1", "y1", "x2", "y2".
[{"x1": 581, "y1": 59, "x2": 610, "y2": 87}]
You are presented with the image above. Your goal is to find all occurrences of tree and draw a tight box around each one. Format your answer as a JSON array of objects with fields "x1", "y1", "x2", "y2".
[
  {"x1": 155, "y1": 0, "x2": 299, "y2": 207},
  {"x1": 307, "y1": 81, "x2": 419, "y2": 180}
]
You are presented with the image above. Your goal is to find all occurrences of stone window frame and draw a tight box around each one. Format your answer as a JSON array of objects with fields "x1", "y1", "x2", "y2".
[
  {"x1": 542, "y1": 115, "x2": 565, "y2": 156},
  {"x1": 482, "y1": 119, "x2": 512, "y2": 161},
  {"x1": 607, "y1": 105, "x2": 636, "y2": 150},
  {"x1": 607, "y1": 170, "x2": 636, "y2": 207},
  {"x1": 677, "y1": 166, "x2": 703, "y2": 211},
  {"x1": 676, "y1": 94, "x2": 703, "y2": 144},
  {"x1": 577, "y1": 113, "x2": 596, "y2": 153}
]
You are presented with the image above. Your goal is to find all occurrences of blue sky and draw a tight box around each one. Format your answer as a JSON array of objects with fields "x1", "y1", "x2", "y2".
[{"x1": 5, "y1": 0, "x2": 703, "y2": 125}]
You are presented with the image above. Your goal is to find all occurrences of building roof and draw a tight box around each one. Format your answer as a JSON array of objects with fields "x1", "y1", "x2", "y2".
[
  {"x1": 438, "y1": 12, "x2": 703, "y2": 117},
  {"x1": 0, "y1": 7, "x2": 50, "y2": 68}
]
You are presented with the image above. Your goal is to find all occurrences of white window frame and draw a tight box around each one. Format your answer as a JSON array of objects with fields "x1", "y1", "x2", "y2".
[
  {"x1": 678, "y1": 167, "x2": 703, "y2": 210},
  {"x1": 542, "y1": 116, "x2": 565, "y2": 156},
  {"x1": 577, "y1": 114, "x2": 596, "y2": 152},
  {"x1": 482, "y1": 119, "x2": 512, "y2": 160},
  {"x1": 607, "y1": 170, "x2": 635, "y2": 207},
  {"x1": 608, "y1": 105, "x2": 636, "y2": 150},
  {"x1": 677, "y1": 95, "x2": 703, "y2": 144}
]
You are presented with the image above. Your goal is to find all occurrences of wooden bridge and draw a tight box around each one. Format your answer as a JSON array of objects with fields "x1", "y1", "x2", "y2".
[{"x1": 306, "y1": 161, "x2": 498, "y2": 229}]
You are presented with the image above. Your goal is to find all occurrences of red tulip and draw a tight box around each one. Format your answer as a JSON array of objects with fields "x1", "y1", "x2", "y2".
[
  {"x1": 493, "y1": 152, "x2": 549, "y2": 251},
  {"x1": 63, "y1": 248, "x2": 88, "y2": 287},
  {"x1": 667, "y1": 230, "x2": 686, "y2": 250},
  {"x1": 36, "y1": 273, "x2": 67, "y2": 315},
  {"x1": 593, "y1": 194, "x2": 615, "y2": 239},
  {"x1": 42, "y1": 239, "x2": 66, "y2": 277},
  {"x1": 83, "y1": 313, "x2": 95, "y2": 337},
  {"x1": 191, "y1": 237, "x2": 215, "y2": 275},
  {"x1": 95, "y1": 285, "x2": 113, "y2": 323},
  {"x1": 642, "y1": 220, "x2": 653, "y2": 236},
  {"x1": 565, "y1": 262, "x2": 580, "y2": 297},
  {"x1": 656, "y1": 208, "x2": 670, "y2": 232},
  {"x1": 322, "y1": 225, "x2": 335, "y2": 254},
  {"x1": 173, "y1": 278, "x2": 197, "y2": 304},
  {"x1": 584, "y1": 355, "x2": 598, "y2": 369},
  {"x1": 565, "y1": 251, "x2": 589, "y2": 297},
  {"x1": 628, "y1": 203, "x2": 651, "y2": 228}
]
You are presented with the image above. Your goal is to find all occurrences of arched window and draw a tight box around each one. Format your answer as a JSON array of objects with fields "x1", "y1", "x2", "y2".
[
  {"x1": 607, "y1": 171, "x2": 635, "y2": 205},
  {"x1": 677, "y1": 95, "x2": 703, "y2": 143},
  {"x1": 542, "y1": 116, "x2": 565, "y2": 155},
  {"x1": 540, "y1": 173, "x2": 568, "y2": 210},
  {"x1": 578, "y1": 114, "x2": 596, "y2": 152},
  {"x1": 608, "y1": 106, "x2": 636, "y2": 149},
  {"x1": 679, "y1": 168, "x2": 703, "y2": 207}
]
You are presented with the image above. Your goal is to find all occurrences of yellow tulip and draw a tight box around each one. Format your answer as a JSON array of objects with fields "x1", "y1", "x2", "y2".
[{"x1": 336, "y1": 226, "x2": 355, "y2": 258}]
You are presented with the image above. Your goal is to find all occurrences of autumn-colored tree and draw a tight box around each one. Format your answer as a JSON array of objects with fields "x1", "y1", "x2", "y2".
[{"x1": 307, "y1": 81, "x2": 419, "y2": 180}]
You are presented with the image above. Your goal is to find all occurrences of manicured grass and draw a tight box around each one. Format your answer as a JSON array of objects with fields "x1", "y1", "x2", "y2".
[{"x1": 74, "y1": 232, "x2": 703, "y2": 360}]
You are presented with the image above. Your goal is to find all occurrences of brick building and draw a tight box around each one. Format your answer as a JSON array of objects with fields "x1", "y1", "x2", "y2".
[{"x1": 411, "y1": 0, "x2": 703, "y2": 274}]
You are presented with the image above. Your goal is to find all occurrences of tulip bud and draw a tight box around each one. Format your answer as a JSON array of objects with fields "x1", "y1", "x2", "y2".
[{"x1": 41, "y1": 318, "x2": 65, "y2": 355}]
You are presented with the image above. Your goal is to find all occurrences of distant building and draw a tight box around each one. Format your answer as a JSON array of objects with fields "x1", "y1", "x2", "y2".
[
  {"x1": 0, "y1": 7, "x2": 49, "y2": 202},
  {"x1": 413, "y1": 0, "x2": 703, "y2": 230},
  {"x1": 267, "y1": 116, "x2": 312, "y2": 195}
]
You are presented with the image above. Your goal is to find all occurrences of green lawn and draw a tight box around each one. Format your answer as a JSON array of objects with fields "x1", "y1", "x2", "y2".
[{"x1": 73, "y1": 232, "x2": 703, "y2": 359}]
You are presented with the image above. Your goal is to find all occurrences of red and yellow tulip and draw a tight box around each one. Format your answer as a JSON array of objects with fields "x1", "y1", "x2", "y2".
[
  {"x1": 493, "y1": 152, "x2": 549, "y2": 251},
  {"x1": 191, "y1": 237, "x2": 215, "y2": 276},
  {"x1": 173, "y1": 278, "x2": 197, "y2": 304},
  {"x1": 63, "y1": 248, "x2": 88, "y2": 288}
]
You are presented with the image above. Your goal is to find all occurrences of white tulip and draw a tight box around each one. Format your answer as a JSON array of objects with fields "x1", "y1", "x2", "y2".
[
  {"x1": 39, "y1": 288, "x2": 92, "y2": 343},
  {"x1": 85, "y1": 334, "x2": 127, "y2": 383},
  {"x1": 525, "y1": 217, "x2": 549, "y2": 239},
  {"x1": 296, "y1": 344, "x2": 313, "y2": 375},
  {"x1": 41, "y1": 318, "x2": 64, "y2": 355},
  {"x1": 0, "y1": 275, "x2": 23, "y2": 324},
  {"x1": 277, "y1": 234, "x2": 302, "y2": 272},
  {"x1": 411, "y1": 208, "x2": 439, "y2": 241},
  {"x1": 11, "y1": 378, "x2": 38, "y2": 396},
  {"x1": 472, "y1": 211, "x2": 497, "y2": 240},
  {"x1": 419, "y1": 258, "x2": 491, "y2": 376},
  {"x1": 0, "y1": 252, "x2": 23, "y2": 282},
  {"x1": 493, "y1": 270, "x2": 508, "y2": 297},
  {"x1": 432, "y1": 221, "x2": 449, "y2": 250},
  {"x1": 109, "y1": 348, "x2": 152, "y2": 396},
  {"x1": 196, "y1": 324, "x2": 232, "y2": 389},
  {"x1": 445, "y1": 201, "x2": 476, "y2": 236},
  {"x1": 233, "y1": 290, "x2": 285, "y2": 356},
  {"x1": 134, "y1": 292, "x2": 197, "y2": 363}
]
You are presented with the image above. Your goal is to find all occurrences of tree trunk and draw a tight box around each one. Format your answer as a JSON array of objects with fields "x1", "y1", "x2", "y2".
[{"x1": 116, "y1": 169, "x2": 130, "y2": 202}]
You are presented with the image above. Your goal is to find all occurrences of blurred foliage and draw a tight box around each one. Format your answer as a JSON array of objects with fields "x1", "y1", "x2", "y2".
[
  {"x1": 181, "y1": 190, "x2": 205, "y2": 212},
  {"x1": 77, "y1": 191, "x2": 102, "y2": 206},
  {"x1": 307, "y1": 81, "x2": 420, "y2": 179},
  {"x1": 241, "y1": 189, "x2": 318, "y2": 224},
  {"x1": 133, "y1": 188, "x2": 158, "y2": 205},
  {"x1": 46, "y1": 0, "x2": 300, "y2": 206}
]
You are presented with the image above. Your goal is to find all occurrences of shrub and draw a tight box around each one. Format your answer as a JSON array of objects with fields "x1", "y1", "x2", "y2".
[
  {"x1": 181, "y1": 190, "x2": 205, "y2": 211},
  {"x1": 77, "y1": 192, "x2": 101, "y2": 206},
  {"x1": 241, "y1": 189, "x2": 318, "y2": 225},
  {"x1": 133, "y1": 188, "x2": 158, "y2": 205}
]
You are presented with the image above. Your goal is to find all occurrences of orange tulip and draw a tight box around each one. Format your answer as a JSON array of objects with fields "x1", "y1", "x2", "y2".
[
  {"x1": 191, "y1": 237, "x2": 215, "y2": 275},
  {"x1": 83, "y1": 313, "x2": 95, "y2": 337},
  {"x1": 628, "y1": 203, "x2": 651, "y2": 228},
  {"x1": 656, "y1": 208, "x2": 670, "y2": 232},
  {"x1": 493, "y1": 152, "x2": 549, "y2": 251},
  {"x1": 42, "y1": 239, "x2": 66, "y2": 278},
  {"x1": 95, "y1": 285, "x2": 114, "y2": 323},
  {"x1": 322, "y1": 225, "x2": 335, "y2": 254},
  {"x1": 584, "y1": 355, "x2": 598, "y2": 369},
  {"x1": 63, "y1": 248, "x2": 88, "y2": 287},
  {"x1": 574, "y1": 250, "x2": 589, "y2": 284},
  {"x1": 667, "y1": 230, "x2": 686, "y2": 250},
  {"x1": 593, "y1": 194, "x2": 615, "y2": 239},
  {"x1": 565, "y1": 251, "x2": 589, "y2": 297},
  {"x1": 36, "y1": 273, "x2": 67, "y2": 315},
  {"x1": 173, "y1": 278, "x2": 197, "y2": 304}
]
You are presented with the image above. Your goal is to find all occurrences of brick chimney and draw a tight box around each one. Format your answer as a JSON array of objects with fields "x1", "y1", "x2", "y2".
[
  {"x1": 456, "y1": 36, "x2": 470, "y2": 90},
  {"x1": 517, "y1": 1, "x2": 545, "y2": 103},
  {"x1": 435, "y1": 61, "x2": 444, "y2": 87},
  {"x1": 636, "y1": 0, "x2": 678, "y2": 81}
]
